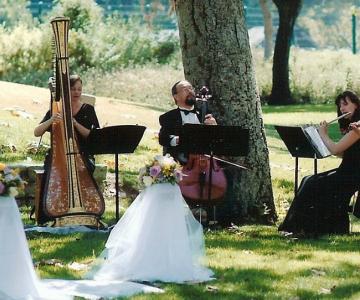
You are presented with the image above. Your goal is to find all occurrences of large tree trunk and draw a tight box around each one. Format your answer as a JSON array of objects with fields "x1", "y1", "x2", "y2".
[
  {"x1": 268, "y1": 0, "x2": 302, "y2": 105},
  {"x1": 175, "y1": 0, "x2": 276, "y2": 224},
  {"x1": 259, "y1": 0, "x2": 273, "y2": 60}
]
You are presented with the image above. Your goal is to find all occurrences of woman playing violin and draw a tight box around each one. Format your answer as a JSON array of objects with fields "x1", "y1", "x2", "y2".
[{"x1": 279, "y1": 90, "x2": 360, "y2": 236}]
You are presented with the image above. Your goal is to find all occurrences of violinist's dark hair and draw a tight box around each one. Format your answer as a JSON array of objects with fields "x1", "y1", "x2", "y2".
[
  {"x1": 335, "y1": 90, "x2": 360, "y2": 132},
  {"x1": 70, "y1": 74, "x2": 82, "y2": 88}
]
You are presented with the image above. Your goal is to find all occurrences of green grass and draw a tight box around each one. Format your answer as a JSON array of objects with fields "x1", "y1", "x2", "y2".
[
  {"x1": 26, "y1": 225, "x2": 360, "y2": 300},
  {"x1": 2, "y1": 82, "x2": 360, "y2": 299}
]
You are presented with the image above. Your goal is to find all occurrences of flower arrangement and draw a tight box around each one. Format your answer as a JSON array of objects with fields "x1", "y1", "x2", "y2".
[
  {"x1": 139, "y1": 154, "x2": 183, "y2": 187},
  {"x1": 0, "y1": 163, "x2": 25, "y2": 197}
]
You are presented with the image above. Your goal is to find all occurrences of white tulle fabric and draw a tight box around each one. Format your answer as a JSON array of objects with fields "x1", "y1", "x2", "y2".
[
  {"x1": 0, "y1": 196, "x2": 162, "y2": 300},
  {"x1": 0, "y1": 196, "x2": 71, "y2": 300},
  {"x1": 0, "y1": 196, "x2": 41, "y2": 300},
  {"x1": 89, "y1": 183, "x2": 214, "y2": 283}
]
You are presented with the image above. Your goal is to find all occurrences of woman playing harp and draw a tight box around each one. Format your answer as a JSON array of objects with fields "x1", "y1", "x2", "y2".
[
  {"x1": 34, "y1": 75, "x2": 102, "y2": 225},
  {"x1": 34, "y1": 17, "x2": 104, "y2": 226},
  {"x1": 34, "y1": 75, "x2": 99, "y2": 172}
]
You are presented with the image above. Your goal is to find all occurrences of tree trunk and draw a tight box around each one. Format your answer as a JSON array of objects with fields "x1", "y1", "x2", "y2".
[
  {"x1": 268, "y1": 0, "x2": 302, "y2": 105},
  {"x1": 259, "y1": 0, "x2": 273, "y2": 60},
  {"x1": 175, "y1": 0, "x2": 276, "y2": 224}
]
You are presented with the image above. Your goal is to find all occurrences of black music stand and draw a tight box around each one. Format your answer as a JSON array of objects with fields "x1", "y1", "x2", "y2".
[
  {"x1": 180, "y1": 124, "x2": 249, "y2": 156},
  {"x1": 88, "y1": 125, "x2": 146, "y2": 220},
  {"x1": 180, "y1": 124, "x2": 249, "y2": 201},
  {"x1": 275, "y1": 125, "x2": 327, "y2": 195}
]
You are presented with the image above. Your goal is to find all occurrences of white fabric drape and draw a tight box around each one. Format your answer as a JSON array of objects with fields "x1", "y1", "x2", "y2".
[
  {"x1": 0, "y1": 196, "x2": 162, "y2": 300},
  {"x1": 0, "y1": 196, "x2": 42, "y2": 299},
  {"x1": 88, "y1": 183, "x2": 214, "y2": 283}
]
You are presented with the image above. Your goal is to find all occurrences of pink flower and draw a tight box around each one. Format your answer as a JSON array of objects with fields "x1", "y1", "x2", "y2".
[
  {"x1": 174, "y1": 169, "x2": 183, "y2": 182},
  {"x1": 149, "y1": 165, "x2": 161, "y2": 177}
]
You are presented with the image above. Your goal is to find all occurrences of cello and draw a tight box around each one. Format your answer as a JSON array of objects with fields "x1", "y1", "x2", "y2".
[
  {"x1": 40, "y1": 17, "x2": 105, "y2": 227},
  {"x1": 178, "y1": 86, "x2": 227, "y2": 204}
]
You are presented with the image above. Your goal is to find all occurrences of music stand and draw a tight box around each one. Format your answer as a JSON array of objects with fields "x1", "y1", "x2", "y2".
[
  {"x1": 88, "y1": 125, "x2": 146, "y2": 220},
  {"x1": 180, "y1": 124, "x2": 249, "y2": 201},
  {"x1": 180, "y1": 124, "x2": 249, "y2": 156},
  {"x1": 275, "y1": 125, "x2": 325, "y2": 195}
]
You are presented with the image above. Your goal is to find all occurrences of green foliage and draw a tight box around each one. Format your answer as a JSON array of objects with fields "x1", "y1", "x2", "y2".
[
  {"x1": 68, "y1": 30, "x2": 95, "y2": 73},
  {"x1": 253, "y1": 48, "x2": 360, "y2": 104},
  {"x1": 298, "y1": 1, "x2": 359, "y2": 49},
  {"x1": 0, "y1": 1, "x2": 180, "y2": 86},
  {"x1": 153, "y1": 37, "x2": 179, "y2": 64},
  {"x1": 0, "y1": 23, "x2": 52, "y2": 85},
  {"x1": 83, "y1": 65, "x2": 183, "y2": 110},
  {"x1": 47, "y1": 0, "x2": 103, "y2": 32},
  {"x1": 0, "y1": 0, "x2": 34, "y2": 28}
]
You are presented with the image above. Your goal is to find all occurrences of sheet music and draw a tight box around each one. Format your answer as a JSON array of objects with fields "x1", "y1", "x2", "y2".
[{"x1": 303, "y1": 126, "x2": 331, "y2": 158}]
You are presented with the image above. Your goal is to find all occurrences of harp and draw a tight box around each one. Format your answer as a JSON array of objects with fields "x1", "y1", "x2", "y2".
[{"x1": 40, "y1": 17, "x2": 105, "y2": 227}]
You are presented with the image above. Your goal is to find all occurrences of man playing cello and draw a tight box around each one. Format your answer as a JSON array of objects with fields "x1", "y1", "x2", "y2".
[{"x1": 159, "y1": 80, "x2": 217, "y2": 164}]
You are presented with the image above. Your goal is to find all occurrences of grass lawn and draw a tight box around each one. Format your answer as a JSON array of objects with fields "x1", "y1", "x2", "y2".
[{"x1": 1, "y1": 81, "x2": 360, "y2": 299}]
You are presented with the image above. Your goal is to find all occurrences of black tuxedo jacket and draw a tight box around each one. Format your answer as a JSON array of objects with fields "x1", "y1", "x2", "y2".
[{"x1": 159, "y1": 108, "x2": 201, "y2": 161}]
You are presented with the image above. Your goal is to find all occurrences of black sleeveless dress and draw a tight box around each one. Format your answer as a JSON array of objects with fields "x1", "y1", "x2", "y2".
[
  {"x1": 278, "y1": 138, "x2": 360, "y2": 235},
  {"x1": 37, "y1": 104, "x2": 100, "y2": 224}
]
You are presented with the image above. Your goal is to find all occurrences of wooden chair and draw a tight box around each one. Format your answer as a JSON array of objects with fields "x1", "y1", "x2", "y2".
[{"x1": 81, "y1": 93, "x2": 96, "y2": 106}]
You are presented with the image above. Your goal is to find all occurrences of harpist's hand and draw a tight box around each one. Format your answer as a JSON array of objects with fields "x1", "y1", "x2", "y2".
[{"x1": 50, "y1": 113, "x2": 62, "y2": 124}]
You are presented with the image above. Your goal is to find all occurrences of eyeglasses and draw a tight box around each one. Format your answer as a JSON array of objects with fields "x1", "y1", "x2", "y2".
[{"x1": 178, "y1": 86, "x2": 194, "y2": 93}]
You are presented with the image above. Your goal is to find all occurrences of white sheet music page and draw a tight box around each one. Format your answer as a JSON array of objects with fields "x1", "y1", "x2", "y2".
[{"x1": 303, "y1": 126, "x2": 331, "y2": 158}]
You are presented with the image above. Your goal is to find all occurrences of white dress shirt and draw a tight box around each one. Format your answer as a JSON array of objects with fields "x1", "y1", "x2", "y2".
[{"x1": 170, "y1": 106, "x2": 200, "y2": 146}]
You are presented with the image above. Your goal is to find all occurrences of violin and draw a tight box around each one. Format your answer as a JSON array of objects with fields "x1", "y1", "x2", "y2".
[{"x1": 179, "y1": 86, "x2": 227, "y2": 204}]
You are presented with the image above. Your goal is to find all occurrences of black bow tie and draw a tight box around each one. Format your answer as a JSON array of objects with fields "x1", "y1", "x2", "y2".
[{"x1": 179, "y1": 108, "x2": 197, "y2": 115}]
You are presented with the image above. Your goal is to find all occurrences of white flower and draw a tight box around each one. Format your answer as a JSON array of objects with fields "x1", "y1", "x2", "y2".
[
  {"x1": 158, "y1": 155, "x2": 174, "y2": 168},
  {"x1": 154, "y1": 155, "x2": 163, "y2": 162},
  {"x1": 9, "y1": 187, "x2": 18, "y2": 197},
  {"x1": 142, "y1": 176, "x2": 153, "y2": 187},
  {"x1": 4, "y1": 174, "x2": 14, "y2": 181},
  {"x1": 139, "y1": 167, "x2": 147, "y2": 177}
]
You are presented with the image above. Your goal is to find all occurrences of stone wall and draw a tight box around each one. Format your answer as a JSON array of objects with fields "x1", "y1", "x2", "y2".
[{"x1": 8, "y1": 162, "x2": 107, "y2": 205}]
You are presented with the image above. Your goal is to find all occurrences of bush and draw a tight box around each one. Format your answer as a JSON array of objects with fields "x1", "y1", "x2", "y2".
[
  {"x1": 0, "y1": 24, "x2": 52, "y2": 85},
  {"x1": 0, "y1": 1, "x2": 180, "y2": 87},
  {"x1": 46, "y1": 0, "x2": 103, "y2": 32},
  {"x1": 252, "y1": 47, "x2": 360, "y2": 104},
  {"x1": 0, "y1": 0, "x2": 34, "y2": 28}
]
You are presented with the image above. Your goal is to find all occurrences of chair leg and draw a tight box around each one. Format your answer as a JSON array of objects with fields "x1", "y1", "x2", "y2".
[
  {"x1": 34, "y1": 170, "x2": 44, "y2": 224},
  {"x1": 349, "y1": 190, "x2": 360, "y2": 233}
]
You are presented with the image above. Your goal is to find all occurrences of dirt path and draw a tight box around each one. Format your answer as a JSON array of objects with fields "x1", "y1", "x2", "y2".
[{"x1": 0, "y1": 81, "x2": 161, "y2": 131}]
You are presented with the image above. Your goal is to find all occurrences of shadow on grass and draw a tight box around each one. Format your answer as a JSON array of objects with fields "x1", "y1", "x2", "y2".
[
  {"x1": 28, "y1": 232, "x2": 108, "y2": 263},
  {"x1": 205, "y1": 226, "x2": 360, "y2": 254},
  {"x1": 328, "y1": 282, "x2": 360, "y2": 299},
  {"x1": 161, "y1": 268, "x2": 280, "y2": 300}
]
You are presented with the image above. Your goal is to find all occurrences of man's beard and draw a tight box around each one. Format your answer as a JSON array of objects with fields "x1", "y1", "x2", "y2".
[{"x1": 185, "y1": 97, "x2": 196, "y2": 106}]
